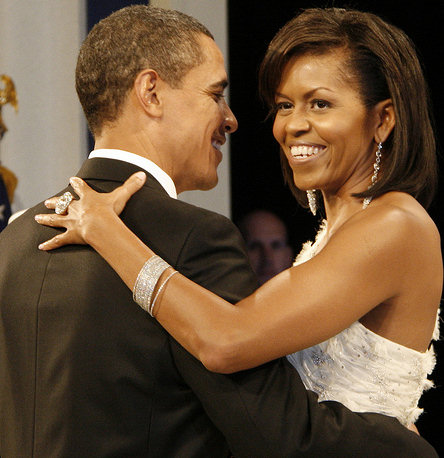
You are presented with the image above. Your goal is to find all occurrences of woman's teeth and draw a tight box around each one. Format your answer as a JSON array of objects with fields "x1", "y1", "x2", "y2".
[{"x1": 290, "y1": 145, "x2": 322, "y2": 158}]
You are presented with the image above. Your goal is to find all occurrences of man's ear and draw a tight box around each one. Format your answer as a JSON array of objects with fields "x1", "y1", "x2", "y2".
[
  {"x1": 374, "y1": 99, "x2": 395, "y2": 144},
  {"x1": 134, "y1": 69, "x2": 163, "y2": 117}
]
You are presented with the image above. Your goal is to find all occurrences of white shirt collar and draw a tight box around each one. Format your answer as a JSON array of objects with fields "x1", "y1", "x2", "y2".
[{"x1": 88, "y1": 149, "x2": 177, "y2": 199}]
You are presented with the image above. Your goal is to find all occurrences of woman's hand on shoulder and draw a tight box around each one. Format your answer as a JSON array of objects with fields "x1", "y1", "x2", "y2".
[{"x1": 35, "y1": 171, "x2": 146, "y2": 250}]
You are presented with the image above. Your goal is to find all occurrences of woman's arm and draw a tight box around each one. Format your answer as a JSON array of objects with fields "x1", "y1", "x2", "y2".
[{"x1": 36, "y1": 174, "x2": 438, "y2": 373}]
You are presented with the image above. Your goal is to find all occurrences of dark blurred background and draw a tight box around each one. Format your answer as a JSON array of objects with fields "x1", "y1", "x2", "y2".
[{"x1": 229, "y1": 1, "x2": 443, "y2": 454}]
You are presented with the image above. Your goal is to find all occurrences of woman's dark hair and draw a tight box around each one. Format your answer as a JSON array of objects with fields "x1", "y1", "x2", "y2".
[{"x1": 259, "y1": 8, "x2": 437, "y2": 209}]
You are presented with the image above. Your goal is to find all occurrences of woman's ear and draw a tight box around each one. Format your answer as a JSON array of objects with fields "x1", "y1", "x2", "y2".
[
  {"x1": 374, "y1": 99, "x2": 395, "y2": 144},
  {"x1": 134, "y1": 69, "x2": 163, "y2": 117}
]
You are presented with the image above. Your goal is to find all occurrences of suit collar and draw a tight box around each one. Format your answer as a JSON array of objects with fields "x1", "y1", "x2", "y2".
[
  {"x1": 89, "y1": 149, "x2": 177, "y2": 198},
  {"x1": 76, "y1": 157, "x2": 171, "y2": 197}
]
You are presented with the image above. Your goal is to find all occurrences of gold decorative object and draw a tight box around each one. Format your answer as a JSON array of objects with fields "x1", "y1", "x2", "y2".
[
  {"x1": 0, "y1": 165, "x2": 17, "y2": 203},
  {"x1": 0, "y1": 74, "x2": 18, "y2": 140},
  {"x1": 0, "y1": 74, "x2": 19, "y2": 203}
]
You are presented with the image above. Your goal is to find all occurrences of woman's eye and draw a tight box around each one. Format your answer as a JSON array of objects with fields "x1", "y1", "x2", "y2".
[
  {"x1": 312, "y1": 99, "x2": 330, "y2": 110},
  {"x1": 275, "y1": 101, "x2": 293, "y2": 112}
]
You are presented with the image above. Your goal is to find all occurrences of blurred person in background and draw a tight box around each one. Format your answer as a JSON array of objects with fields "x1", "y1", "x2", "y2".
[{"x1": 238, "y1": 209, "x2": 293, "y2": 285}]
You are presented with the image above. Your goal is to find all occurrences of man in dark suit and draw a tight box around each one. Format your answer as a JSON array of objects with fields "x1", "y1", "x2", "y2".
[{"x1": 0, "y1": 5, "x2": 437, "y2": 457}]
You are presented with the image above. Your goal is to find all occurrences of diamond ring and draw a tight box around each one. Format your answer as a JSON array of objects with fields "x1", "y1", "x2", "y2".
[{"x1": 54, "y1": 191, "x2": 74, "y2": 215}]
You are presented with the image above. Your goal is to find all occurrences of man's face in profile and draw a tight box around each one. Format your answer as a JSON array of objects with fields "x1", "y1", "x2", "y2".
[{"x1": 160, "y1": 35, "x2": 238, "y2": 194}]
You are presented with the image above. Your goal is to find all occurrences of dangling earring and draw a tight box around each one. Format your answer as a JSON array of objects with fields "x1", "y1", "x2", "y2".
[
  {"x1": 307, "y1": 190, "x2": 317, "y2": 216},
  {"x1": 362, "y1": 142, "x2": 382, "y2": 209}
]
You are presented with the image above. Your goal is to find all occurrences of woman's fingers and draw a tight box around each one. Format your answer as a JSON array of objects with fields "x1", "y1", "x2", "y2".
[
  {"x1": 35, "y1": 213, "x2": 68, "y2": 228},
  {"x1": 111, "y1": 172, "x2": 146, "y2": 214},
  {"x1": 44, "y1": 173, "x2": 145, "y2": 215},
  {"x1": 125, "y1": 171, "x2": 147, "y2": 190},
  {"x1": 36, "y1": 172, "x2": 145, "y2": 250},
  {"x1": 69, "y1": 176, "x2": 92, "y2": 197},
  {"x1": 35, "y1": 212, "x2": 87, "y2": 250},
  {"x1": 38, "y1": 232, "x2": 84, "y2": 251},
  {"x1": 38, "y1": 234, "x2": 67, "y2": 251},
  {"x1": 44, "y1": 197, "x2": 60, "y2": 210}
]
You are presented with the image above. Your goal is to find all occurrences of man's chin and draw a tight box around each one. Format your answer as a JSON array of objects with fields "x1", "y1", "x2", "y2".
[
  {"x1": 201, "y1": 181, "x2": 218, "y2": 191},
  {"x1": 197, "y1": 174, "x2": 219, "y2": 191},
  {"x1": 178, "y1": 175, "x2": 218, "y2": 193}
]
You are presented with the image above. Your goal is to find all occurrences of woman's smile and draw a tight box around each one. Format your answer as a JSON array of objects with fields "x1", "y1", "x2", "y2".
[{"x1": 290, "y1": 144, "x2": 326, "y2": 159}]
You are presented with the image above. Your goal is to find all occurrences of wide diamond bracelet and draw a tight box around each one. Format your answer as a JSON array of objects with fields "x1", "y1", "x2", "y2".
[{"x1": 133, "y1": 255, "x2": 171, "y2": 316}]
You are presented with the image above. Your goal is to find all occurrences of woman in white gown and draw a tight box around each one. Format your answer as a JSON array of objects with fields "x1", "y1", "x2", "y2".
[{"x1": 37, "y1": 8, "x2": 442, "y2": 428}]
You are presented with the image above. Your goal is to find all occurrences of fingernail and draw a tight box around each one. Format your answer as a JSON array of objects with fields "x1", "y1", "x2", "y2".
[
  {"x1": 35, "y1": 215, "x2": 41, "y2": 222},
  {"x1": 69, "y1": 177, "x2": 79, "y2": 185},
  {"x1": 134, "y1": 171, "x2": 146, "y2": 182},
  {"x1": 38, "y1": 242, "x2": 46, "y2": 250}
]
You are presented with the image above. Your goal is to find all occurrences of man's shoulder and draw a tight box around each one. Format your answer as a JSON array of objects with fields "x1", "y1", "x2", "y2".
[
  {"x1": 130, "y1": 186, "x2": 236, "y2": 232},
  {"x1": 1, "y1": 200, "x2": 47, "y2": 241}
]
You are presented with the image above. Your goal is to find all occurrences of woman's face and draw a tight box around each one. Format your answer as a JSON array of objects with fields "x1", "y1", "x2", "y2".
[{"x1": 272, "y1": 51, "x2": 380, "y2": 198}]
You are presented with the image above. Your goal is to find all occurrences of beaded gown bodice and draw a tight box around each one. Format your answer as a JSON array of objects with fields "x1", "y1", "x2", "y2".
[{"x1": 287, "y1": 221, "x2": 439, "y2": 426}]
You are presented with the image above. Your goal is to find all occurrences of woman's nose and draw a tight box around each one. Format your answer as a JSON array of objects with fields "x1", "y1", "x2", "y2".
[{"x1": 285, "y1": 111, "x2": 310, "y2": 136}]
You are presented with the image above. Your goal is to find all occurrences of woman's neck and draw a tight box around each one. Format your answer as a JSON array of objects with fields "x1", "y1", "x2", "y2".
[{"x1": 322, "y1": 192, "x2": 366, "y2": 238}]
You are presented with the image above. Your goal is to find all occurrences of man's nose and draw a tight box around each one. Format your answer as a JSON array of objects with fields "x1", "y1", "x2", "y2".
[{"x1": 222, "y1": 102, "x2": 238, "y2": 133}]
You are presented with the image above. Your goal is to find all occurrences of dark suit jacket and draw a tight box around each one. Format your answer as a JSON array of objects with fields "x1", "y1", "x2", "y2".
[{"x1": 0, "y1": 158, "x2": 437, "y2": 457}]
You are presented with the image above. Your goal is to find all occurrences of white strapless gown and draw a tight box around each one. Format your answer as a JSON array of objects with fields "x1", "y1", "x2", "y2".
[{"x1": 287, "y1": 221, "x2": 439, "y2": 426}]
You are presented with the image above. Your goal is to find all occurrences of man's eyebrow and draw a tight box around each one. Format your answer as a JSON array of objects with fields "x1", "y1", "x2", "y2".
[{"x1": 209, "y1": 80, "x2": 228, "y2": 90}]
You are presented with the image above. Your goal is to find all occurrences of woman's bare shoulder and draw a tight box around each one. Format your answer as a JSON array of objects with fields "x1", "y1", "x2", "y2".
[
  {"x1": 342, "y1": 192, "x2": 441, "y2": 250},
  {"x1": 323, "y1": 191, "x2": 442, "y2": 293},
  {"x1": 354, "y1": 192, "x2": 442, "y2": 350},
  {"x1": 370, "y1": 192, "x2": 440, "y2": 245}
]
